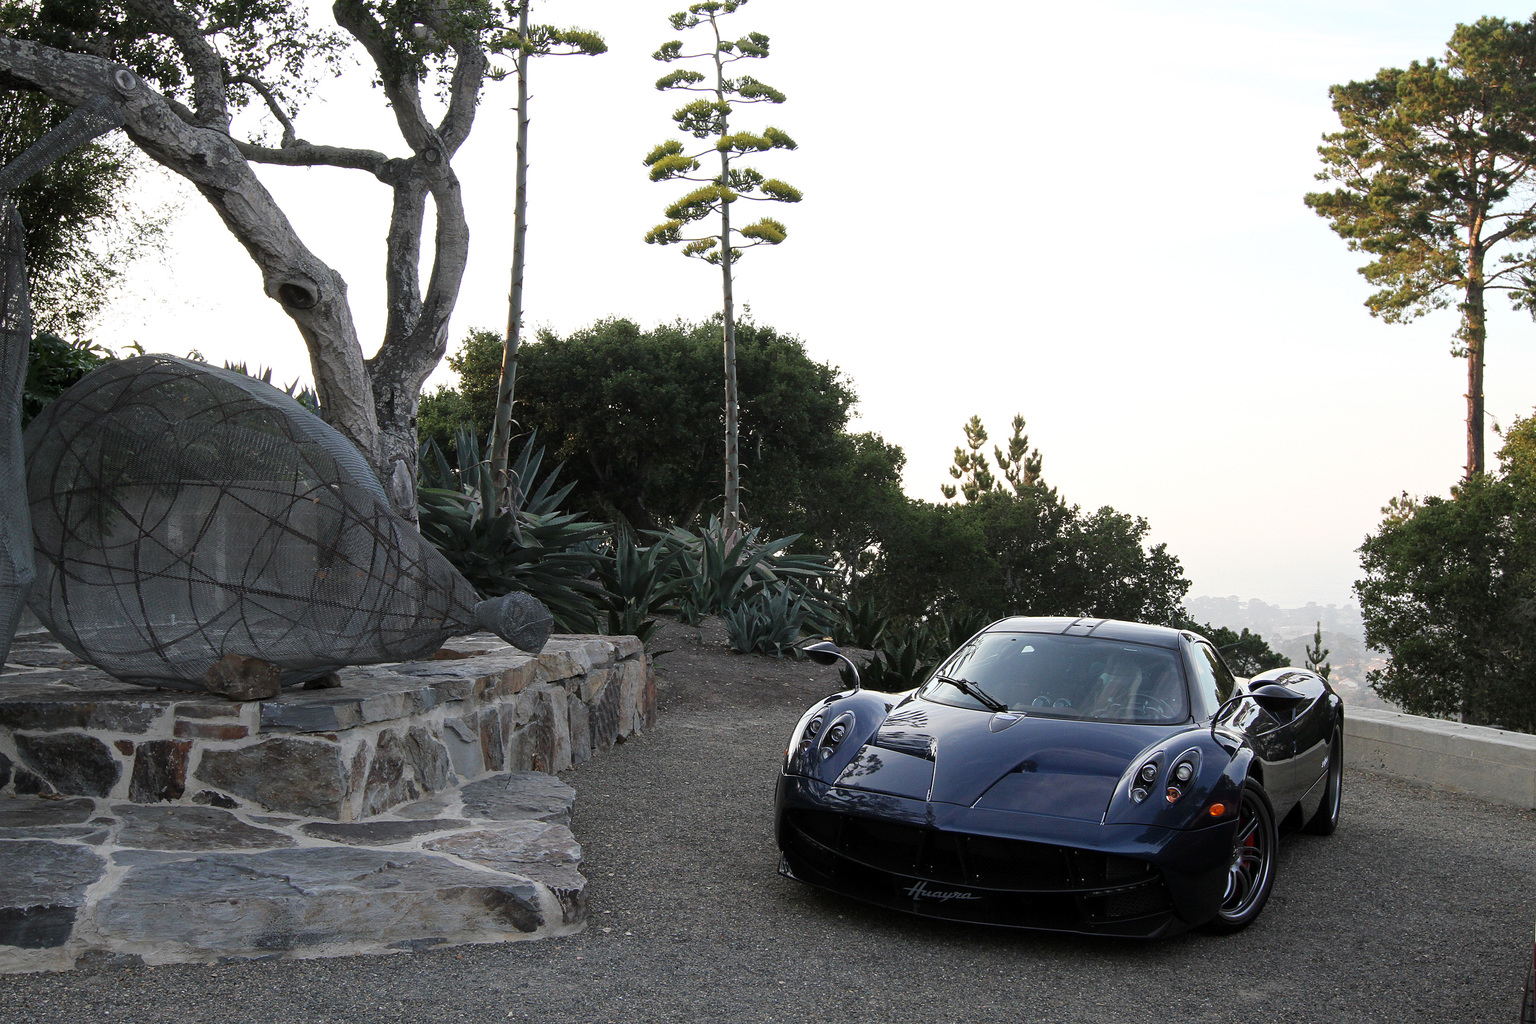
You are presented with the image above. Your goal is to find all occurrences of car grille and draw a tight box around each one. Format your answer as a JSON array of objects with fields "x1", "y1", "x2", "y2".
[{"x1": 781, "y1": 808, "x2": 1173, "y2": 931}]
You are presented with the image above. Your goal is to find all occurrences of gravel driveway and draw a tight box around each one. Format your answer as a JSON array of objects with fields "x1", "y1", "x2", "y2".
[{"x1": 1, "y1": 640, "x2": 1532, "y2": 1024}]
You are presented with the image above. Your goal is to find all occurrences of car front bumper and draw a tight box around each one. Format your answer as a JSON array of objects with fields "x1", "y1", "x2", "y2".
[{"x1": 775, "y1": 773, "x2": 1237, "y2": 938}]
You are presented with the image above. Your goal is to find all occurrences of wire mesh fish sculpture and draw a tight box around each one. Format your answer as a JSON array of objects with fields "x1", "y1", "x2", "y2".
[{"x1": 24, "y1": 355, "x2": 552, "y2": 692}]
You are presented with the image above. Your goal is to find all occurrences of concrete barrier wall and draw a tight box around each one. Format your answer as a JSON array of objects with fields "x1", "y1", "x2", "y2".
[{"x1": 1344, "y1": 707, "x2": 1536, "y2": 809}]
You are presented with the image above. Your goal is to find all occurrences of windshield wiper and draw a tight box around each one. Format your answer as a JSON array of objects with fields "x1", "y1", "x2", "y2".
[{"x1": 935, "y1": 674, "x2": 1009, "y2": 713}]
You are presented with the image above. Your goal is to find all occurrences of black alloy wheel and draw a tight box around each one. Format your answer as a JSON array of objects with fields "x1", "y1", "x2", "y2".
[
  {"x1": 1200, "y1": 780, "x2": 1277, "y2": 934},
  {"x1": 1521, "y1": 966, "x2": 1534, "y2": 1024},
  {"x1": 1303, "y1": 726, "x2": 1343, "y2": 836}
]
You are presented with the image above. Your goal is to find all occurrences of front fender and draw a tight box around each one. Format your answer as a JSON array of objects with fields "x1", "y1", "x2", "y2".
[
  {"x1": 784, "y1": 689, "x2": 896, "y2": 783},
  {"x1": 1103, "y1": 727, "x2": 1252, "y2": 830}
]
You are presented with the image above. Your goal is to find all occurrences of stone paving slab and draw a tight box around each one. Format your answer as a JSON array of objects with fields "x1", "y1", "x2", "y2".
[{"x1": 0, "y1": 771, "x2": 584, "y2": 972}]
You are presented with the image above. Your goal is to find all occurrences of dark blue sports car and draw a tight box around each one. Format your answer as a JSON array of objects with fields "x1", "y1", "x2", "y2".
[{"x1": 775, "y1": 617, "x2": 1343, "y2": 937}]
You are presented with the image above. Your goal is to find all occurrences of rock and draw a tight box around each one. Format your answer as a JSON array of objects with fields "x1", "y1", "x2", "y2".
[
  {"x1": 0, "y1": 841, "x2": 103, "y2": 949},
  {"x1": 459, "y1": 771, "x2": 575, "y2": 825},
  {"x1": 202, "y1": 654, "x2": 281, "y2": 701},
  {"x1": 15, "y1": 732, "x2": 120, "y2": 797},
  {"x1": 441, "y1": 716, "x2": 483, "y2": 777},
  {"x1": 0, "y1": 698, "x2": 163, "y2": 734},
  {"x1": 128, "y1": 739, "x2": 191, "y2": 802},
  {"x1": 259, "y1": 698, "x2": 361, "y2": 733},
  {"x1": 360, "y1": 731, "x2": 416, "y2": 816},
  {"x1": 193, "y1": 737, "x2": 351, "y2": 818},
  {"x1": 424, "y1": 821, "x2": 586, "y2": 925},
  {"x1": 405, "y1": 726, "x2": 451, "y2": 791},
  {"x1": 0, "y1": 796, "x2": 95, "y2": 828},
  {"x1": 478, "y1": 708, "x2": 504, "y2": 772},
  {"x1": 93, "y1": 847, "x2": 546, "y2": 955},
  {"x1": 589, "y1": 667, "x2": 622, "y2": 753},
  {"x1": 0, "y1": 749, "x2": 9, "y2": 790},
  {"x1": 568, "y1": 699, "x2": 591, "y2": 766},
  {"x1": 192, "y1": 791, "x2": 238, "y2": 810},
  {"x1": 110, "y1": 805, "x2": 296, "y2": 851},
  {"x1": 300, "y1": 671, "x2": 341, "y2": 690},
  {"x1": 299, "y1": 819, "x2": 470, "y2": 846}
]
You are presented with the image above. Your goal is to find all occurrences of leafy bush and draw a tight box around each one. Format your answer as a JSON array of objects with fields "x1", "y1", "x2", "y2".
[
  {"x1": 22, "y1": 332, "x2": 111, "y2": 426},
  {"x1": 417, "y1": 427, "x2": 608, "y2": 632}
]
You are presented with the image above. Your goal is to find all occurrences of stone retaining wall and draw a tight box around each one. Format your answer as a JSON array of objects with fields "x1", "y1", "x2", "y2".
[{"x1": 0, "y1": 633, "x2": 654, "y2": 820}]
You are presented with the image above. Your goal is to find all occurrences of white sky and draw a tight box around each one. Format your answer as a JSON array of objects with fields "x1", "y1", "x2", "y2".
[{"x1": 94, "y1": 0, "x2": 1536, "y2": 609}]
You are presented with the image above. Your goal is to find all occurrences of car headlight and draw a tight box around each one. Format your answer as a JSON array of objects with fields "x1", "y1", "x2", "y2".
[
  {"x1": 1131, "y1": 756, "x2": 1164, "y2": 804},
  {"x1": 1163, "y1": 748, "x2": 1202, "y2": 804},
  {"x1": 819, "y1": 712, "x2": 855, "y2": 759}
]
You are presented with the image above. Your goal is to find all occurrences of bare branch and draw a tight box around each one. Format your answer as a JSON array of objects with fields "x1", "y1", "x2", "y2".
[
  {"x1": 229, "y1": 72, "x2": 296, "y2": 147},
  {"x1": 234, "y1": 138, "x2": 393, "y2": 177}
]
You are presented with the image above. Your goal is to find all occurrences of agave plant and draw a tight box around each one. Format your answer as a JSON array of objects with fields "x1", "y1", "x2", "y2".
[
  {"x1": 417, "y1": 427, "x2": 608, "y2": 632},
  {"x1": 840, "y1": 619, "x2": 941, "y2": 693},
  {"x1": 593, "y1": 531, "x2": 687, "y2": 645},
  {"x1": 724, "y1": 584, "x2": 825, "y2": 658},
  {"x1": 658, "y1": 517, "x2": 838, "y2": 626},
  {"x1": 833, "y1": 595, "x2": 891, "y2": 650}
]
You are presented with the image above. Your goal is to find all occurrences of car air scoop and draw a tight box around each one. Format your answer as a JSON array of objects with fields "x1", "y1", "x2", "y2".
[{"x1": 834, "y1": 744, "x2": 936, "y2": 800}]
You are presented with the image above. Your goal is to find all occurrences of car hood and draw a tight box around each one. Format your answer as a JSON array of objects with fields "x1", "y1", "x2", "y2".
[{"x1": 832, "y1": 699, "x2": 1173, "y2": 823}]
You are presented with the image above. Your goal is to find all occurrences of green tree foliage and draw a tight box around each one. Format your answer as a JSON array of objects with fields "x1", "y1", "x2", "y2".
[
  {"x1": 863, "y1": 419, "x2": 1188, "y2": 626},
  {"x1": 1305, "y1": 16, "x2": 1536, "y2": 478},
  {"x1": 21, "y1": 331, "x2": 111, "y2": 424},
  {"x1": 644, "y1": 0, "x2": 801, "y2": 532},
  {"x1": 1356, "y1": 423, "x2": 1536, "y2": 731},
  {"x1": 1176, "y1": 620, "x2": 1290, "y2": 678},
  {"x1": 0, "y1": 89, "x2": 150, "y2": 338},
  {"x1": 420, "y1": 317, "x2": 894, "y2": 550}
]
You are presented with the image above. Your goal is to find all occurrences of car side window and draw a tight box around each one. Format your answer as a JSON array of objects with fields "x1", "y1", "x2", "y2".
[{"x1": 1189, "y1": 641, "x2": 1235, "y2": 718}]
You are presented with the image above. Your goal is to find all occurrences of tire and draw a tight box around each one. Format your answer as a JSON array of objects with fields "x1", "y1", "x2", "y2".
[
  {"x1": 1521, "y1": 965, "x2": 1534, "y2": 1024},
  {"x1": 1199, "y1": 780, "x2": 1278, "y2": 935},
  {"x1": 1302, "y1": 726, "x2": 1343, "y2": 836}
]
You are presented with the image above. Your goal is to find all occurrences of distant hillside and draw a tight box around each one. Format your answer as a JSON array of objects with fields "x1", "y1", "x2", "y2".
[{"x1": 1186, "y1": 595, "x2": 1399, "y2": 712}]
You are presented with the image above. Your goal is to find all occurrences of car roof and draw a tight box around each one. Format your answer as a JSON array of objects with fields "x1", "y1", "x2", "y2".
[{"x1": 982, "y1": 616, "x2": 1186, "y2": 650}]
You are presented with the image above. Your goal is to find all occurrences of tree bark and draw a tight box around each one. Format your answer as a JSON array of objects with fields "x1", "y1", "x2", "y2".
[
  {"x1": 711, "y1": 12, "x2": 740, "y2": 535},
  {"x1": 0, "y1": 37, "x2": 383, "y2": 465},
  {"x1": 490, "y1": 1, "x2": 532, "y2": 509},
  {"x1": 1, "y1": 2, "x2": 490, "y2": 523},
  {"x1": 1465, "y1": 250, "x2": 1487, "y2": 480}
]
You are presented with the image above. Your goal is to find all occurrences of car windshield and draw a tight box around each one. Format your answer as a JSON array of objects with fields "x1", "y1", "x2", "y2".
[{"x1": 919, "y1": 632, "x2": 1190, "y2": 724}]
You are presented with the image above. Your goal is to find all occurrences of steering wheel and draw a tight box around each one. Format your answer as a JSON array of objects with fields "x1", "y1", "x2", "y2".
[{"x1": 1128, "y1": 693, "x2": 1174, "y2": 718}]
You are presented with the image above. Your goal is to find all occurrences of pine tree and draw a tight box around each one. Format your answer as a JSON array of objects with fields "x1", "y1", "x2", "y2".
[
  {"x1": 1305, "y1": 621, "x2": 1332, "y2": 680},
  {"x1": 942, "y1": 414, "x2": 1044, "y2": 502}
]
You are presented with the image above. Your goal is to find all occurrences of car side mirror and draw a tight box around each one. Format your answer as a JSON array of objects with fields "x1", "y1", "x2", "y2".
[
  {"x1": 1249, "y1": 683, "x2": 1306, "y2": 716},
  {"x1": 799, "y1": 639, "x2": 861, "y2": 690},
  {"x1": 801, "y1": 639, "x2": 843, "y2": 666}
]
